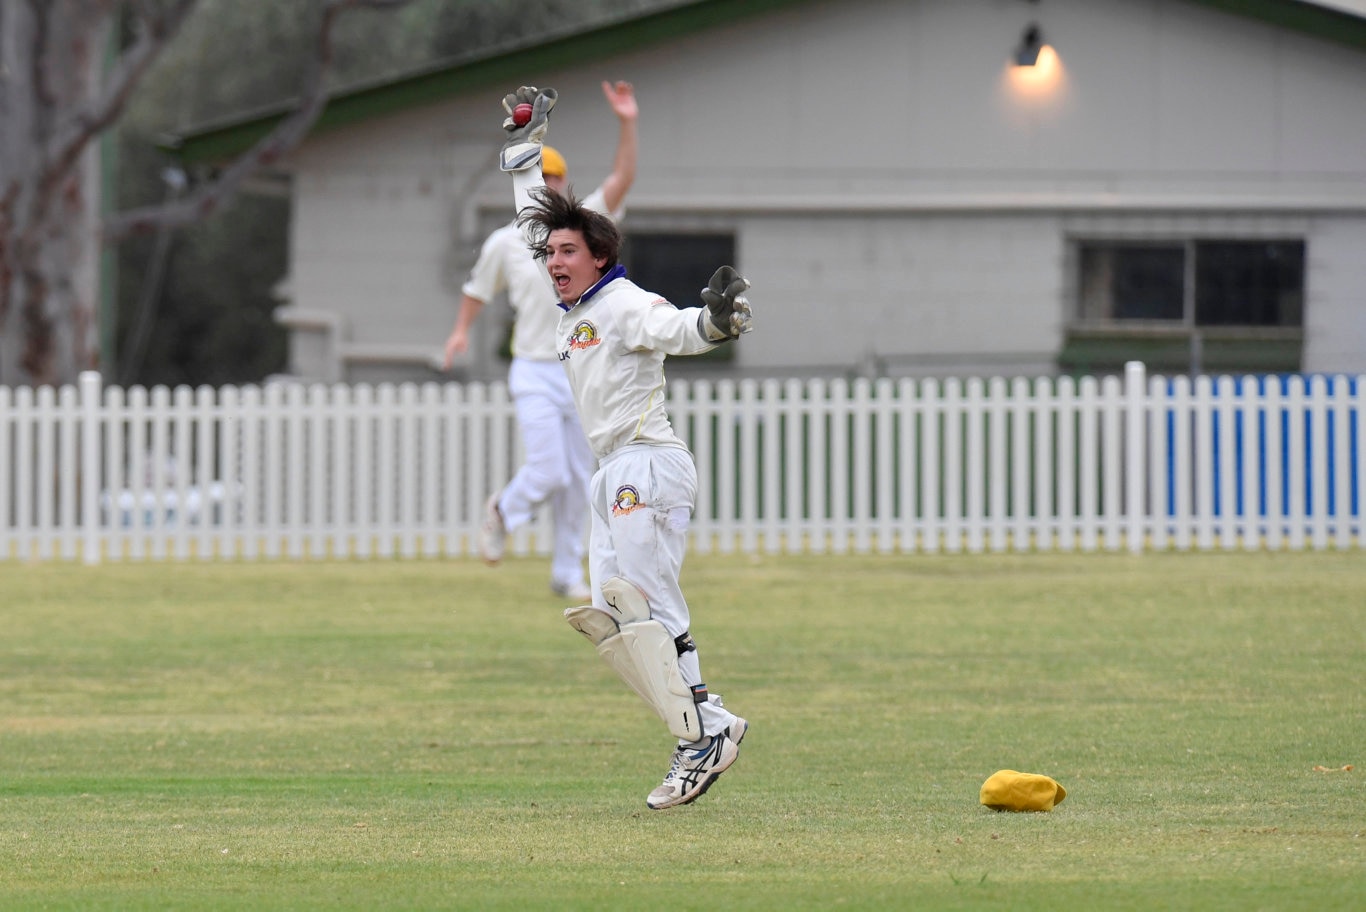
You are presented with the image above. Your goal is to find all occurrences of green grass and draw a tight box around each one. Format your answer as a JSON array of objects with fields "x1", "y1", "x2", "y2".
[{"x1": 1, "y1": 551, "x2": 1362, "y2": 910}]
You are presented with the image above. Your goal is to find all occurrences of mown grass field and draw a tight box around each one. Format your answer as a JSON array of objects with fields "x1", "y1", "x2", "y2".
[{"x1": 1, "y1": 551, "x2": 1362, "y2": 910}]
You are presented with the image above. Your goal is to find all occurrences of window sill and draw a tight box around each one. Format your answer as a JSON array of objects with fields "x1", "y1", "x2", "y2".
[{"x1": 1060, "y1": 325, "x2": 1302, "y2": 374}]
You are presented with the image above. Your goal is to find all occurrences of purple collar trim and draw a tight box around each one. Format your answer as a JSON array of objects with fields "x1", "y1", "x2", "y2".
[{"x1": 558, "y1": 263, "x2": 627, "y2": 311}]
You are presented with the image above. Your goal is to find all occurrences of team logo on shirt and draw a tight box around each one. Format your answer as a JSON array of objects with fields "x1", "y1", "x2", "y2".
[
  {"x1": 568, "y1": 320, "x2": 601, "y2": 351},
  {"x1": 611, "y1": 485, "x2": 643, "y2": 516}
]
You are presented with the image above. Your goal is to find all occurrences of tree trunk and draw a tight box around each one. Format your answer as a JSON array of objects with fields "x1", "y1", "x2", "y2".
[
  {"x1": 0, "y1": 0, "x2": 410, "y2": 389},
  {"x1": 0, "y1": 2, "x2": 109, "y2": 387}
]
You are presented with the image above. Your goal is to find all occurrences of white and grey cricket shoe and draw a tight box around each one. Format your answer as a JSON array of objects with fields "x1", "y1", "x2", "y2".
[
  {"x1": 478, "y1": 494, "x2": 507, "y2": 565},
  {"x1": 646, "y1": 717, "x2": 748, "y2": 810}
]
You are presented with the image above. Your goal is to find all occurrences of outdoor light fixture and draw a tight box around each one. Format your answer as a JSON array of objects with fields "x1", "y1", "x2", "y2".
[
  {"x1": 1004, "y1": 1, "x2": 1063, "y2": 97},
  {"x1": 1014, "y1": 23, "x2": 1044, "y2": 67}
]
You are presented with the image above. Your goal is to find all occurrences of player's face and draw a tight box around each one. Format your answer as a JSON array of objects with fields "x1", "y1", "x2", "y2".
[{"x1": 544, "y1": 229, "x2": 608, "y2": 304}]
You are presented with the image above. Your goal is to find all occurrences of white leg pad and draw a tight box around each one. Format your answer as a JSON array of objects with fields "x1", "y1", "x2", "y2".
[
  {"x1": 601, "y1": 576, "x2": 650, "y2": 624},
  {"x1": 612, "y1": 618, "x2": 703, "y2": 741},
  {"x1": 565, "y1": 605, "x2": 662, "y2": 711},
  {"x1": 564, "y1": 579, "x2": 704, "y2": 742},
  {"x1": 564, "y1": 605, "x2": 618, "y2": 646}
]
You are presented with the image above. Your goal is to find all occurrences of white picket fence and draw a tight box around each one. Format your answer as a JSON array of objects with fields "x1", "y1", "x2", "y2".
[{"x1": 1, "y1": 363, "x2": 1361, "y2": 563}]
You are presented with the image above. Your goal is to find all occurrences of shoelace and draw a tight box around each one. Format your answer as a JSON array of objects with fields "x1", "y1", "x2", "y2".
[{"x1": 663, "y1": 734, "x2": 723, "y2": 783}]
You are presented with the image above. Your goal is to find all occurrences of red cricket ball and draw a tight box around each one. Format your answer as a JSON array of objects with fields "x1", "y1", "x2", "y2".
[{"x1": 512, "y1": 103, "x2": 533, "y2": 126}]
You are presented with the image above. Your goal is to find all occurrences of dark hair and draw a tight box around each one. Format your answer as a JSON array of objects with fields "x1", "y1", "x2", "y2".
[{"x1": 517, "y1": 185, "x2": 622, "y2": 269}]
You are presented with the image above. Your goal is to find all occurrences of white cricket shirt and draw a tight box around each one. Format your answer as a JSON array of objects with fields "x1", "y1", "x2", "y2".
[
  {"x1": 508, "y1": 168, "x2": 721, "y2": 458},
  {"x1": 555, "y1": 268, "x2": 719, "y2": 459}
]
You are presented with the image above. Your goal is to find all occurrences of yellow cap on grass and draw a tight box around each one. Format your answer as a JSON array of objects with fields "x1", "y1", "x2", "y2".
[{"x1": 979, "y1": 769, "x2": 1067, "y2": 812}]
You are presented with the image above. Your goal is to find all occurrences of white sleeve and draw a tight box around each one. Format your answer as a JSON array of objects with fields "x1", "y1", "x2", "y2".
[
  {"x1": 619, "y1": 298, "x2": 717, "y2": 358},
  {"x1": 581, "y1": 186, "x2": 622, "y2": 222},
  {"x1": 512, "y1": 167, "x2": 544, "y2": 246},
  {"x1": 460, "y1": 229, "x2": 507, "y2": 303}
]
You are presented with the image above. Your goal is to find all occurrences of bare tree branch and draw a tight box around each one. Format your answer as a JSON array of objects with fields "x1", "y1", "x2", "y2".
[
  {"x1": 47, "y1": 1, "x2": 199, "y2": 175},
  {"x1": 9, "y1": 0, "x2": 199, "y2": 337},
  {"x1": 1, "y1": 0, "x2": 413, "y2": 384},
  {"x1": 105, "y1": 0, "x2": 415, "y2": 239},
  {"x1": 25, "y1": 0, "x2": 55, "y2": 109}
]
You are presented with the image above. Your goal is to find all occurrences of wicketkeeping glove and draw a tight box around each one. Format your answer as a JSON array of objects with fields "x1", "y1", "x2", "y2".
[
  {"x1": 499, "y1": 86, "x2": 557, "y2": 173},
  {"x1": 698, "y1": 265, "x2": 754, "y2": 341}
]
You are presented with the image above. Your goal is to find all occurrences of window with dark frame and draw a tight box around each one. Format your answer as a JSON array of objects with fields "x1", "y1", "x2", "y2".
[
  {"x1": 621, "y1": 232, "x2": 738, "y2": 362},
  {"x1": 1075, "y1": 239, "x2": 1305, "y2": 327},
  {"x1": 1194, "y1": 241, "x2": 1304, "y2": 328},
  {"x1": 1079, "y1": 244, "x2": 1185, "y2": 322},
  {"x1": 1064, "y1": 237, "x2": 1306, "y2": 374}
]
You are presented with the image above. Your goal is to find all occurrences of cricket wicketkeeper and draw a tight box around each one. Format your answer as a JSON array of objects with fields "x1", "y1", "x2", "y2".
[{"x1": 498, "y1": 84, "x2": 754, "y2": 810}]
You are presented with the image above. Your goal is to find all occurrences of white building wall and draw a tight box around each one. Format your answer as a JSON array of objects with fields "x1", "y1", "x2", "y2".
[
  {"x1": 283, "y1": 106, "x2": 489, "y2": 381},
  {"x1": 1303, "y1": 218, "x2": 1366, "y2": 375},
  {"x1": 726, "y1": 213, "x2": 1064, "y2": 378},
  {"x1": 276, "y1": 0, "x2": 1366, "y2": 383}
]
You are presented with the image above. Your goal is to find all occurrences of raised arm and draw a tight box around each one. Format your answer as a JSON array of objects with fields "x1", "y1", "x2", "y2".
[
  {"x1": 597, "y1": 80, "x2": 638, "y2": 214},
  {"x1": 498, "y1": 86, "x2": 557, "y2": 241}
]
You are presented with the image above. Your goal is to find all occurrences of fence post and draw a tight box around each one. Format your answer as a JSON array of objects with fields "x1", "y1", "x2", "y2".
[
  {"x1": 1125, "y1": 361, "x2": 1146, "y2": 554},
  {"x1": 80, "y1": 371, "x2": 103, "y2": 565}
]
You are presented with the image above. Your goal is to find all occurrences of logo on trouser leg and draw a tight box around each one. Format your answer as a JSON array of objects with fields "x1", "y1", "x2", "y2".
[{"x1": 612, "y1": 485, "x2": 643, "y2": 515}]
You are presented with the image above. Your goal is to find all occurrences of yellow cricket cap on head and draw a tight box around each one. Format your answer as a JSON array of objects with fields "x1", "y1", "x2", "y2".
[
  {"x1": 541, "y1": 146, "x2": 567, "y2": 177},
  {"x1": 979, "y1": 770, "x2": 1067, "y2": 812}
]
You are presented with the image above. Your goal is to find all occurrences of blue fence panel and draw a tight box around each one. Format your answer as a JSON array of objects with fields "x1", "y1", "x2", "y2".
[{"x1": 1162, "y1": 375, "x2": 1359, "y2": 520}]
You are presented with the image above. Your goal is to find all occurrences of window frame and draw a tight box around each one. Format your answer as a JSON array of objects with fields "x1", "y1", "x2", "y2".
[
  {"x1": 1062, "y1": 234, "x2": 1306, "y2": 374},
  {"x1": 619, "y1": 228, "x2": 740, "y2": 365}
]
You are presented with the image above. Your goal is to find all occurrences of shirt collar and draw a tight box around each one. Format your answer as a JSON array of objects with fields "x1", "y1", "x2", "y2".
[{"x1": 558, "y1": 263, "x2": 627, "y2": 311}]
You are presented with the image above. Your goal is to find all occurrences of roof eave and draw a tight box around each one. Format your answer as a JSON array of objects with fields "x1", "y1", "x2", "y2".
[
  {"x1": 165, "y1": 0, "x2": 1366, "y2": 165},
  {"x1": 1184, "y1": 0, "x2": 1366, "y2": 47},
  {"x1": 165, "y1": 0, "x2": 813, "y2": 164}
]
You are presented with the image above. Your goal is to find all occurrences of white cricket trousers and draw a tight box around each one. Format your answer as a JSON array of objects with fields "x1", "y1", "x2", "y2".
[
  {"x1": 497, "y1": 358, "x2": 595, "y2": 589},
  {"x1": 588, "y1": 442, "x2": 739, "y2": 742}
]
